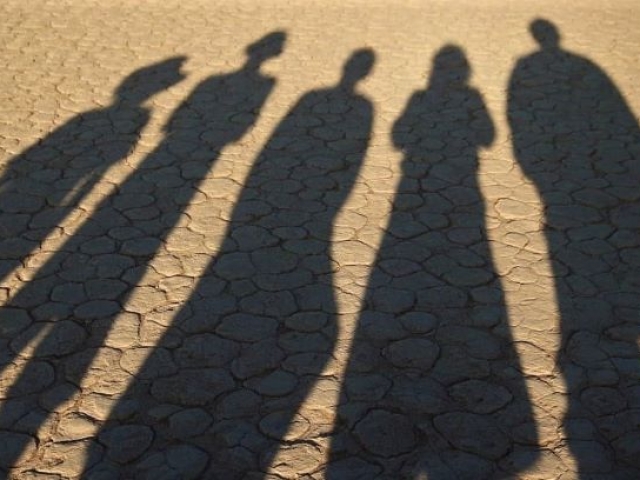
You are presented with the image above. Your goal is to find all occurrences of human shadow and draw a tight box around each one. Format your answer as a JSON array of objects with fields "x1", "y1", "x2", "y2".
[
  {"x1": 0, "y1": 32, "x2": 285, "y2": 475},
  {"x1": 0, "y1": 58, "x2": 185, "y2": 284},
  {"x1": 82, "y1": 49, "x2": 374, "y2": 479},
  {"x1": 509, "y1": 19, "x2": 640, "y2": 479},
  {"x1": 327, "y1": 45, "x2": 539, "y2": 479}
]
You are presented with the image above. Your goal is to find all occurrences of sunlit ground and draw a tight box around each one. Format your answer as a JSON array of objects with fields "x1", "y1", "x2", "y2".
[{"x1": 1, "y1": 1, "x2": 639, "y2": 478}]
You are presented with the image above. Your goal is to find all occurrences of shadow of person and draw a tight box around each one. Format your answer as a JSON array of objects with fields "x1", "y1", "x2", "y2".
[
  {"x1": 83, "y1": 49, "x2": 374, "y2": 479},
  {"x1": 0, "y1": 32, "x2": 285, "y2": 475},
  {"x1": 0, "y1": 58, "x2": 186, "y2": 284},
  {"x1": 509, "y1": 19, "x2": 640, "y2": 479},
  {"x1": 327, "y1": 45, "x2": 539, "y2": 479}
]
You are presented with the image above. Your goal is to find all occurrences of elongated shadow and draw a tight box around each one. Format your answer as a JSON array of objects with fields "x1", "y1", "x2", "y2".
[
  {"x1": 327, "y1": 45, "x2": 538, "y2": 479},
  {"x1": 0, "y1": 32, "x2": 285, "y2": 475},
  {"x1": 509, "y1": 19, "x2": 640, "y2": 479},
  {"x1": 83, "y1": 49, "x2": 374, "y2": 479},
  {"x1": 0, "y1": 59, "x2": 185, "y2": 284}
]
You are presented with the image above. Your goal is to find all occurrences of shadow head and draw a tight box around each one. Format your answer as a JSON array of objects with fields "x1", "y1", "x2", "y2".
[
  {"x1": 530, "y1": 19, "x2": 561, "y2": 49},
  {"x1": 341, "y1": 48, "x2": 375, "y2": 89},
  {"x1": 115, "y1": 56, "x2": 187, "y2": 104},
  {"x1": 246, "y1": 31, "x2": 287, "y2": 64},
  {"x1": 430, "y1": 44, "x2": 470, "y2": 85}
]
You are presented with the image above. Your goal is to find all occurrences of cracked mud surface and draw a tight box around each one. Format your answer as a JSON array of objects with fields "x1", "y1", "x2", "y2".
[{"x1": 1, "y1": 1, "x2": 639, "y2": 479}]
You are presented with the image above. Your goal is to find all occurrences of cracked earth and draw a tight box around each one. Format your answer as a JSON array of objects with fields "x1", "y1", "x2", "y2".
[{"x1": 1, "y1": 1, "x2": 639, "y2": 479}]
